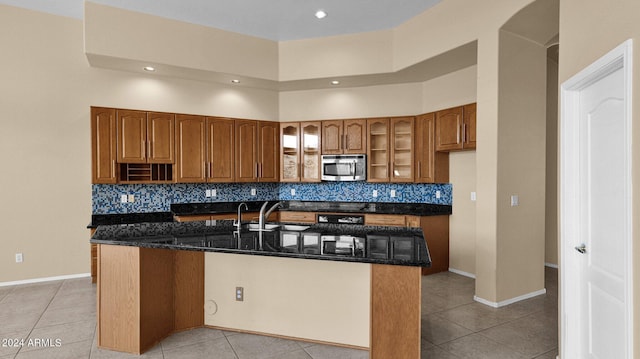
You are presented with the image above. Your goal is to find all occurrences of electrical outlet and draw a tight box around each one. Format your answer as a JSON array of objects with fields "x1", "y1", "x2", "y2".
[
  {"x1": 15, "y1": 253, "x2": 23, "y2": 263},
  {"x1": 128, "y1": 194, "x2": 135, "y2": 203},
  {"x1": 250, "y1": 188, "x2": 257, "y2": 196},
  {"x1": 120, "y1": 194, "x2": 128, "y2": 204},
  {"x1": 436, "y1": 190, "x2": 441, "y2": 199},
  {"x1": 511, "y1": 195, "x2": 519, "y2": 206},
  {"x1": 372, "y1": 190, "x2": 378, "y2": 198},
  {"x1": 471, "y1": 192, "x2": 477, "y2": 201},
  {"x1": 206, "y1": 189, "x2": 211, "y2": 198},
  {"x1": 235, "y1": 287, "x2": 244, "y2": 301},
  {"x1": 290, "y1": 188, "x2": 296, "y2": 196},
  {"x1": 390, "y1": 190, "x2": 396, "y2": 198},
  {"x1": 211, "y1": 189, "x2": 217, "y2": 197}
]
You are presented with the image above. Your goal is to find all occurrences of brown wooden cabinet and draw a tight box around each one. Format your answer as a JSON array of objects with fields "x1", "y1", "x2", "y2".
[
  {"x1": 206, "y1": 117, "x2": 235, "y2": 182},
  {"x1": 91, "y1": 107, "x2": 118, "y2": 184},
  {"x1": 435, "y1": 103, "x2": 476, "y2": 151},
  {"x1": 175, "y1": 115, "x2": 207, "y2": 183},
  {"x1": 415, "y1": 113, "x2": 449, "y2": 183},
  {"x1": 367, "y1": 117, "x2": 414, "y2": 182},
  {"x1": 321, "y1": 119, "x2": 366, "y2": 154},
  {"x1": 281, "y1": 122, "x2": 321, "y2": 182},
  {"x1": 236, "y1": 120, "x2": 279, "y2": 182},
  {"x1": 279, "y1": 211, "x2": 316, "y2": 223},
  {"x1": 116, "y1": 110, "x2": 174, "y2": 164}
]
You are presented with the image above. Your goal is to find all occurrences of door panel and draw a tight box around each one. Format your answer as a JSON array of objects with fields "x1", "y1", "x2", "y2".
[
  {"x1": 117, "y1": 110, "x2": 147, "y2": 163},
  {"x1": 207, "y1": 118, "x2": 234, "y2": 182},
  {"x1": 175, "y1": 115, "x2": 206, "y2": 182},
  {"x1": 235, "y1": 120, "x2": 258, "y2": 182},
  {"x1": 147, "y1": 112, "x2": 174, "y2": 164}
]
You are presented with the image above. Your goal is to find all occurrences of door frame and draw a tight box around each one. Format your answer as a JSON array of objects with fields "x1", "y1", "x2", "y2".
[{"x1": 560, "y1": 39, "x2": 633, "y2": 358}]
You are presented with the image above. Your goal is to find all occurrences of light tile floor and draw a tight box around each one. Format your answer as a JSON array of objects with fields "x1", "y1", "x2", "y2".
[{"x1": 0, "y1": 267, "x2": 558, "y2": 359}]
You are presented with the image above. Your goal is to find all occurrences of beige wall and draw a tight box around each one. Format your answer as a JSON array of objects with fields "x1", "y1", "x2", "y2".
[
  {"x1": 204, "y1": 253, "x2": 370, "y2": 347},
  {"x1": 559, "y1": 0, "x2": 640, "y2": 355},
  {"x1": 545, "y1": 50, "x2": 558, "y2": 266},
  {"x1": 449, "y1": 152, "x2": 477, "y2": 275},
  {"x1": 0, "y1": 5, "x2": 278, "y2": 283}
]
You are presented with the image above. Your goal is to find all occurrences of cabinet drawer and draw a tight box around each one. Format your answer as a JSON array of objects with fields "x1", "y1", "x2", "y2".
[
  {"x1": 365, "y1": 214, "x2": 406, "y2": 227},
  {"x1": 279, "y1": 211, "x2": 316, "y2": 223}
]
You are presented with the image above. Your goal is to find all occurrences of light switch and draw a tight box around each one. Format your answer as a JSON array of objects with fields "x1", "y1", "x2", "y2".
[
  {"x1": 250, "y1": 188, "x2": 257, "y2": 196},
  {"x1": 372, "y1": 190, "x2": 378, "y2": 198},
  {"x1": 206, "y1": 189, "x2": 211, "y2": 198},
  {"x1": 120, "y1": 194, "x2": 128, "y2": 204},
  {"x1": 211, "y1": 189, "x2": 217, "y2": 197},
  {"x1": 290, "y1": 188, "x2": 296, "y2": 196},
  {"x1": 471, "y1": 192, "x2": 477, "y2": 201},
  {"x1": 128, "y1": 194, "x2": 135, "y2": 203},
  {"x1": 390, "y1": 190, "x2": 396, "y2": 198},
  {"x1": 436, "y1": 190, "x2": 441, "y2": 199}
]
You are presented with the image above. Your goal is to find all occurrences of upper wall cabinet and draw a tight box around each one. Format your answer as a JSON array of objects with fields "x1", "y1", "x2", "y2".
[
  {"x1": 321, "y1": 119, "x2": 366, "y2": 154},
  {"x1": 367, "y1": 117, "x2": 414, "y2": 183},
  {"x1": 116, "y1": 110, "x2": 175, "y2": 163},
  {"x1": 236, "y1": 120, "x2": 279, "y2": 183},
  {"x1": 435, "y1": 103, "x2": 476, "y2": 151},
  {"x1": 175, "y1": 116, "x2": 236, "y2": 183},
  {"x1": 415, "y1": 113, "x2": 449, "y2": 183},
  {"x1": 91, "y1": 107, "x2": 117, "y2": 184},
  {"x1": 281, "y1": 122, "x2": 321, "y2": 182}
]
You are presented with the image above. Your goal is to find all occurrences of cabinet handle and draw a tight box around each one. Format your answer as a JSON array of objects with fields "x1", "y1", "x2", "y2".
[
  {"x1": 462, "y1": 123, "x2": 466, "y2": 144},
  {"x1": 342, "y1": 134, "x2": 345, "y2": 150},
  {"x1": 147, "y1": 140, "x2": 151, "y2": 159},
  {"x1": 112, "y1": 160, "x2": 116, "y2": 178}
]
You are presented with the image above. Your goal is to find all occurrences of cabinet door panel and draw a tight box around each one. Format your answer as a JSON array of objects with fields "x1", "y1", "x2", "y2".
[
  {"x1": 463, "y1": 103, "x2": 476, "y2": 149},
  {"x1": 259, "y1": 122, "x2": 279, "y2": 182},
  {"x1": 175, "y1": 115, "x2": 206, "y2": 183},
  {"x1": 117, "y1": 110, "x2": 147, "y2": 163},
  {"x1": 367, "y1": 118, "x2": 389, "y2": 182},
  {"x1": 147, "y1": 112, "x2": 174, "y2": 163},
  {"x1": 281, "y1": 123, "x2": 300, "y2": 182},
  {"x1": 321, "y1": 120, "x2": 343, "y2": 154},
  {"x1": 301, "y1": 122, "x2": 321, "y2": 182},
  {"x1": 344, "y1": 119, "x2": 367, "y2": 154},
  {"x1": 207, "y1": 118, "x2": 235, "y2": 182},
  {"x1": 235, "y1": 120, "x2": 258, "y2": 182},
  {"x1": 390, "y1": 117, "x2": 414, "y2": 182},
  {"x1": 415, "y1": 113, "x2": 449, "y2": 183},
  {"x1": 435, "y1": 107, "x2": 464, "y2": 151},
  {"x1": 91, "y1": 107, "x2": 117, "y2": 184}
]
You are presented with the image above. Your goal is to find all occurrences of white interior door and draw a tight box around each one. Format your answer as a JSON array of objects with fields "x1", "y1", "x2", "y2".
[{"x1": 561, "y1": 40, "x2": 633, "y2": 359}]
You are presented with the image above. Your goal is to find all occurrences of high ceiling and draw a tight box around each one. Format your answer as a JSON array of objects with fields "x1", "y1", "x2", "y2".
[{"x1": 0, "y1": 0, "x2": 442, "y2": 41}]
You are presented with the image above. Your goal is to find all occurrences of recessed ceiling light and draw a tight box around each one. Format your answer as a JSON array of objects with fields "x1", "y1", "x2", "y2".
[
  {"x1": 315, "y1": 10, "x2": 327, "y2": 19},
  {"x1": 143, "y1": 66, "x2": 156, "y2": 72},
  {"x1": 231, "y1": 79, "x2": 240, "y2": 84},
  {"x1": 331, "y1": 80, "x2": 340, "y2": 85}
]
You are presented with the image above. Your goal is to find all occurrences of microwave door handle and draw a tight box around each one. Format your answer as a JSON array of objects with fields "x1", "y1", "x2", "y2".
[{"x1": 352, "y1": 161, "x2": 356, "y2": 180}]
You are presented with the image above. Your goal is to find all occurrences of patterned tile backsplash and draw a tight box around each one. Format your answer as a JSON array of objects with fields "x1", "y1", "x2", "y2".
[{"x1": 92, "y1": 182, "x2": 452, "y2": 214}]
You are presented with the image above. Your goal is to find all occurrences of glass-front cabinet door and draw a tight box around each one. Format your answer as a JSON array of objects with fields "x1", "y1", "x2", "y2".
[
  {"x1": 390, "y1": 117, "x2": 414, "y2": 182},
  {"x1": 301, "y1": 122, "x2": 321, "y2": 182},
  {"x1": 367, "y1": 118, "x2": 389, "y2": 182},
  {"x1": 280, "y1": 123, "x2": 300, "y2": 182}
]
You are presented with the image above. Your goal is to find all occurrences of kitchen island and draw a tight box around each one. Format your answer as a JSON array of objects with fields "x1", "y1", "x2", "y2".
[{"x1": 91, "y1": 220, "x2": 430, "y2": 358}]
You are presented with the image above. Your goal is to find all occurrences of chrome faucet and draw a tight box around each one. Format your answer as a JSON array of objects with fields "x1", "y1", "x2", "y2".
[
  {"x1": 259, "y1": 201, "x2": 282, "y2": 230},
  {"x1": 235, "y1": 202, "x2": 248, "y2": 231}
]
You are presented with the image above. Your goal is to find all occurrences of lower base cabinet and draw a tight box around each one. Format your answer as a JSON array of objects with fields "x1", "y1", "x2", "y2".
[{"x1": 96, "y1": 245, "x2": 421, "y2": 358}]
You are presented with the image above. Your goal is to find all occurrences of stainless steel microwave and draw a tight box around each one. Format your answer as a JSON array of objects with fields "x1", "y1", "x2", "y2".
[{"x1": 321, "y1": 154, "x2": 366, "y2": 181}]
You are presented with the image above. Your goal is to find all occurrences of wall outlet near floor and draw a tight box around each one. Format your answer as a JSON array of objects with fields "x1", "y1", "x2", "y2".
[
  {"x1": 250, "y1": 188, "x2": 257, "y2": 196},
  {"x1": 128, "y1": 194, "x2": 135, "y2": 203},
  {"x1": 390, "y1": 190, "x2": 396, "y2": 198},
  {"x1": 120, "y1": 194, "x2": 128, "y2": 204},
  {"x1": 235, "y1": 287, "x2": 244, "y2": 301},
  {"x1": 436, "y1": 190, "x2": 441, "y2": 199},
  {"x1": 15, "y1": 253, "x2": 23, "y2": 263},
  {"x1": 510, "y1": 195, "x2": 519, "y2": 206}
]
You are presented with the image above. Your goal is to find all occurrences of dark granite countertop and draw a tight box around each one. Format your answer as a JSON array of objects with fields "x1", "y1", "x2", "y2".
[
  {"x1": 88, "y1": 212, "x2": 174, "y2": 229},
  {"x1": 90, "y1": 220, "x2": 431, "y2": 267},
  {"x1": 170, "y1": 201, "x2": 451, "y2": 217}
]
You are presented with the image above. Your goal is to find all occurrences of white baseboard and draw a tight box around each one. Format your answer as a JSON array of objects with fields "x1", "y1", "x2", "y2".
[
  {"x1": 474, "y1": 288, "x2": 547, "y2": 308},
  {"x1": 545, "y1": 262, "x2": 559, "y2": 269},
  {"x1": 0, "y1": 273, "x2": 91, "y2": 287},
  {"x1": 448, "y1": 267, "x2": 476, "y2": 279}
]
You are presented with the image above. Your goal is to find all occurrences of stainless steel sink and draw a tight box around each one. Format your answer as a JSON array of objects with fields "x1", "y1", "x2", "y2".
[{"x1": 280, "y1": 225, "x2": 310, "y2": 231}]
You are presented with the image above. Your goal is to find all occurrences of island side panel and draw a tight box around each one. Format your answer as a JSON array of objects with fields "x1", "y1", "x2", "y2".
[
  {"x1": 174, "y1": 250, "x2": 205, "y2": 330},
  {"x1": 204, "y1": 252, "x2": 371, "y2": 348},
  {"x1": 139, "y1": 248, "x2": 175, "y2": 352},
  {"x1": 370, "y1": 264, "x2": 421, "y2": 359},
  {"x1": 97, "y1": 244, "x2": 141, "y2": 353},
  {"x1": 421, "y1": 215, "x2": 450, "y2": 275}
]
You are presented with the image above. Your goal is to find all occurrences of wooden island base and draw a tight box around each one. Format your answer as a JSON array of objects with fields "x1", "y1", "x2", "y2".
[{"x1": 96, "y1": 244, "x2": 421, "y2": 358}]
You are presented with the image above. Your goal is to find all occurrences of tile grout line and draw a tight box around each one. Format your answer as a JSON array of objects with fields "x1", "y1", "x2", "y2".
[
  {"x1": 222, "y1": 331, "x2": 241, "y2": 359},
  {"x1": 12, "y1": 281, "x2": 64, "y2": 359}
]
